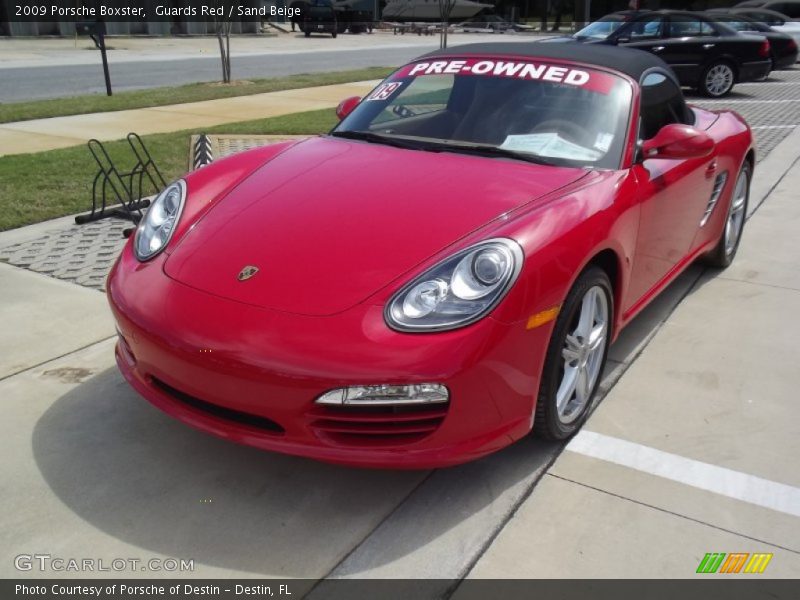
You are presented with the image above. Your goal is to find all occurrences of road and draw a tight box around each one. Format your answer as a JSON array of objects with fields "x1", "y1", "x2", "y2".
[
  {"x1": 0, "y1": 46, "x2": 430, "y2": 102},
  {"x1": 0, "y1": 33, "x2": 538, "y2": 102}
]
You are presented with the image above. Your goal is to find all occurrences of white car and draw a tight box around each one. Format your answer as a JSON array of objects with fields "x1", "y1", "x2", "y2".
[{"x1": 719, "y1": 8, "x2": 800, "y2": 44}]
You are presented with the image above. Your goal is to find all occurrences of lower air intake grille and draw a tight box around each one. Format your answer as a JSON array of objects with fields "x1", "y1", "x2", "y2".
[
  {"x1": 308, "y1": 403, "x2": 448, "y2": 446},
  {"x1": 151, "y1": 377, "x2": 285, "y2": 434}
]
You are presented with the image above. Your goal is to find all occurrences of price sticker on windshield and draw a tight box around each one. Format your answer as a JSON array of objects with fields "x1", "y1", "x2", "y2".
[{"x1": 366, "y1": 82, "x2": 403, "y2": 101}]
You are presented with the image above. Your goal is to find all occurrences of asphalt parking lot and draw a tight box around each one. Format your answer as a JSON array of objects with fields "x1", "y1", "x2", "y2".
[{"x1": 1, "y1": 68, "x2": 799, "y2": 586}]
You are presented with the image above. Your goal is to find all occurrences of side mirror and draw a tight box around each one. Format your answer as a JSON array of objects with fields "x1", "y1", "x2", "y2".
[
  {"x1": 641, "y1": 124, "x2": 714, "y2": 160},
  {"x1": 336, "y1": 96, "x2": 361, "y2": 121}
]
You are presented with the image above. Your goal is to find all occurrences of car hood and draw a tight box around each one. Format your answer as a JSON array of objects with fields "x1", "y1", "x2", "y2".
[{"x1": 164, "y1": 136, "x2": 586, "y2": 316}]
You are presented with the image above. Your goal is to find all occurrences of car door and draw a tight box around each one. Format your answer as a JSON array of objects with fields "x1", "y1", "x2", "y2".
[
  {"x1": 616, "y1": 14, "x2": 709, "y2": 84},
  {"x1": 626, "y1": 73, "x2": 718, "y2": 307},
  {"x1": 656, "y1": 16, "x2": 722, "y2": 83},
  {"x1": 616, "y1": 13, "x2": 669, "y2": 56}
]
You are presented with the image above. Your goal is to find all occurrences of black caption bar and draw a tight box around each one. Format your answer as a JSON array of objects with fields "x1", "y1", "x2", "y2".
[
  {"x1": 4, "y1": 580, "x2": 799, "y2": 600},
  {"x1": 3, "y1": 1, "x2": 284, "y2": 24}
]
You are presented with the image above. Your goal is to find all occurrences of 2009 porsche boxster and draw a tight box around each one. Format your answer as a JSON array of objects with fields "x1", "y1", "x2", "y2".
[{"x1": 108, "y1": 43, "x2": 754, "y2": 468}]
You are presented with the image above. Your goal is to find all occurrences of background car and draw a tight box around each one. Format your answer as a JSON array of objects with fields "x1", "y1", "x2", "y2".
[
  {"x1": 734, "y1": 0, "x2": 800, "y2": 19},
  {"x1": 108, "y1": 43, "x2": 753, "y2": 468},
  {"x1": 458, "y1": 15, "x2": 534, "y2": 33},
  {"x1": 302, "y1": 0, "x2": 338, "y2": 37},
  {"x1": 709, "y1": 7, "x2": 800, "y2": 44},
  {"x1": 706, "y1": 12, "x2": 798, "y2": 67},
  {"x1": 564, "y1": 10, "x2": 772, "y2": 96}
]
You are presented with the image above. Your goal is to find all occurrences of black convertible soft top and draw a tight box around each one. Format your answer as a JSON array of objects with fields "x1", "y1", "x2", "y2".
[{"x1": 420, "y1": 42, "x2": 671, "y2": 82}]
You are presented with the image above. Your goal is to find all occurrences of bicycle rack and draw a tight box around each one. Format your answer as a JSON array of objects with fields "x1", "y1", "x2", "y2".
[{"x1": 75, "y1": 133, "x2": 166, "y2": 225}]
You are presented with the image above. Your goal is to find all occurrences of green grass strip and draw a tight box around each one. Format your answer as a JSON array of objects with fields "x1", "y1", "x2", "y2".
[{"x1": 0, "y1": 108, "x2": 338, "y2": 231}]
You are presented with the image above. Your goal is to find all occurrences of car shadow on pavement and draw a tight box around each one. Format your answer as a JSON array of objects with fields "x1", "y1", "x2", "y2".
[
  {"x1": 30, "y1": 267, "x2": 703, "y2": 577},
  {"x1": 29, "y1": 365, "x2": 558, "y2": 577}
]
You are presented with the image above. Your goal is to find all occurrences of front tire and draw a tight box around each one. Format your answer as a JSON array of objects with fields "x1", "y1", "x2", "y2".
[
  {"x1": 699, "y1": 60, "x2": 736, "y2": 97},
  {"x1": 534, "y1": 267, "x2": 613, "y2": 440},
  {"x1": 702, "y1": 162, "x2": 750, "y2": 268}
]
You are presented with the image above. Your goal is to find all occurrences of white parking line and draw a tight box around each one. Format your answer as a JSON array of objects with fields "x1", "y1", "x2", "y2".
[
  {"x1": 739, "y1": 81, "x2": 800, "y2": 86},
  {"x1": 566, "y1": 430, "x2": 800, "y2": 518},
  {"x1": 752, "y1": 125, "x2": 799, "y2": 129},
  {"x1": 696, "y1": 99, "x2": 800, "y2": 104}
]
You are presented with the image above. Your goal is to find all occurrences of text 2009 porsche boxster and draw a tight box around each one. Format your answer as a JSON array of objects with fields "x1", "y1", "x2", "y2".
[{"x1": 108, "y1": 43, "x2": 754, "y2": 468}]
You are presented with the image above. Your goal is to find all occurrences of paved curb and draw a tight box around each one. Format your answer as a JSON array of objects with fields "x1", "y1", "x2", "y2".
[
  {"x1": 749, "y1": 123, "x2": 800, "y2": 217},
  {"x1": 312, "y1": 123, "x2": 800, "y2": 583}
]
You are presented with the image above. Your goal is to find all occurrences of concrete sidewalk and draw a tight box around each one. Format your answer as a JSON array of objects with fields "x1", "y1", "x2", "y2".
[
  {"x1": 463, "y1": 146, "x2": 800, "y2": 579},
  {"x1": 0, "y1": 79, "x2": 379, "y2": 157}
]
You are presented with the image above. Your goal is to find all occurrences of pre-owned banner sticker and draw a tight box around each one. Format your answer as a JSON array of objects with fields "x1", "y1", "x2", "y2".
[{"x1": 394, "y1": 59, "x2": 617, "y2": 94}]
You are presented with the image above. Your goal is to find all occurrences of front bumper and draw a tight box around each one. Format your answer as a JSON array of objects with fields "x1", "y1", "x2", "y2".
[
  {"x1": 739, "y1": 59, "x2": 771, "y2": 82},
  {"x1": 107, "y1": 247, "x2": 550, "y2": 468}
]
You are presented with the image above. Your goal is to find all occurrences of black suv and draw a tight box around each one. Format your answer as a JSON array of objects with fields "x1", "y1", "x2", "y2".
[{"x1": 303, "y1": 1, "x2": 338, "y2": 38}]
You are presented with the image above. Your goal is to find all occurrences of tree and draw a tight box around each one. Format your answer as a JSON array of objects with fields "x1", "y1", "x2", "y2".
[
  {"x1": 214, "y1": 3, "x2": 233, "y2": 83},
  {"x1": 438, "y1": 0, "x2": 457, "y2": 49}
]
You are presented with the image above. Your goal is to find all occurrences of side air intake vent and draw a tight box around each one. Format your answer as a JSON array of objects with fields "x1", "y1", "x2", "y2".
[{"x1": 700, "y1": 171, "x2": 729, "y2": 227}]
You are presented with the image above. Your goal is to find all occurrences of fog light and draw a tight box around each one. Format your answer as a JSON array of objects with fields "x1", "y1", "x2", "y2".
[{"x1": 316, "y1": 384, "x2": 449, "y2": 406}]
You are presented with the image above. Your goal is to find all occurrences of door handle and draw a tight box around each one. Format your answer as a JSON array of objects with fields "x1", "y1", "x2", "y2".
[
  {"x1": 653, "y1": 46, "x2": 665, "y2": 52},
  {"x1": 705, "y1": 159, "x2": 718, "y2": 178},
  {"x1": 703, "y1": 43, "x2": 715, "y2": 49}
]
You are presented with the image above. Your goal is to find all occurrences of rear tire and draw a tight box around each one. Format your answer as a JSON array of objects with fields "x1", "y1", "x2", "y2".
[
  {"x1": 533, "y1": 267, "x2": 613, "y2": 440},
  {"x1": 699, "y1": 60, "x2": 736, "y2": 97},
  {"x1": 702, "y1": 161, "x2": 750, "y2": 268}
]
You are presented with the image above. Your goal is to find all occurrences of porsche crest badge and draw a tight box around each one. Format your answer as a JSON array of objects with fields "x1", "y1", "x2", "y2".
[{"x1": 237, "y1": 266, "x2": 259, "y2": 281}]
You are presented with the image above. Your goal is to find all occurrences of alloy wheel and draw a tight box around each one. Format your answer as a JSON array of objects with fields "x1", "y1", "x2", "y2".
[
  {"x1": 725, "y1": 169, "x2": 748, "y2": 257},
  {"x1": 705, "y1": 64, "x2": 734, "y2": 97},
  {"x1": 556, "y1": 286, "x2": 609, "y2": 424}
]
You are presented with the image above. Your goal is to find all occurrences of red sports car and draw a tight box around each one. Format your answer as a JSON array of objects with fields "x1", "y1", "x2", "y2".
[{"x1": 108, "y1": 43, "x2": 753, "y2": 468}]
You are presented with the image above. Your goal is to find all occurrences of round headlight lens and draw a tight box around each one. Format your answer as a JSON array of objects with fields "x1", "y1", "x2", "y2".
[
  {"x1": 134, "y1": 180, "x2": 186, "y2": 261},
  {"x1": 450, "y1": 245, "x2": 512, "y2": 300},
  {"x1": 402, "y1": 279, "x2": 448, "y2": 318},
  {"x1": 472, "y1": 249, "x2": 506, "y2": 285},
  {"x1": 386, "y1": 238, "x2": 523, "y2": 332}
]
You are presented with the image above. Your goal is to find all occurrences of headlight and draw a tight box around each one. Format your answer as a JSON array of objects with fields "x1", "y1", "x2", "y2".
[
  {"x1": 386, "y1": 238, "x2": 524, "y2": 332},
  {"x1": 134, "y1": 180, "x2": 186, "y2": 261}
]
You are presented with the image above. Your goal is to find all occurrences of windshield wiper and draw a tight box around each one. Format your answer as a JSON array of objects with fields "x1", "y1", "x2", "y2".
[
  {"x1": 329, "y1": 130, "x2": 421, "y2": 150},
  {"x1": 331, "y1": 133, "x2": 560, "y2": 166},
  {"x1": 435, "y1": 143, "x2": 557, "y2": 166}
]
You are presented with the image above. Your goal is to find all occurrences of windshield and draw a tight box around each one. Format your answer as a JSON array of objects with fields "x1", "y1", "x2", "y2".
[
  {"x1": 332, "y1": 58, "x2": 632, "y2": 169},
  {"x1": 574, "y1": 17, "x2": 626, "y2": 39}
]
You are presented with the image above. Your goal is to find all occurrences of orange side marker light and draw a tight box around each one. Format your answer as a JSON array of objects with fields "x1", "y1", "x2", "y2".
[{"x1": 526, "y1": 306, "x2": 561, "y2": 329}]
